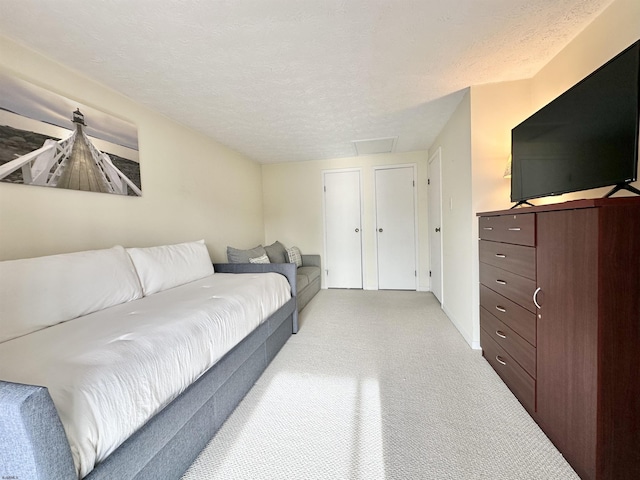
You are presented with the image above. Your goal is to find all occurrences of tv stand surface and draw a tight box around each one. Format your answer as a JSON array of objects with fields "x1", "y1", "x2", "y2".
[{"x1": 480, "y1": 196, "x2": 640, "y2": 217}]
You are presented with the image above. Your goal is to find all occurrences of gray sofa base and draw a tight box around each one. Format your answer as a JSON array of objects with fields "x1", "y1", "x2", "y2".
[
  {"x1": 0, "y1": 296, "x2": 295, "y2": 480},
  {"x1": 297, "y1": 275, "x2": 320, "y2": 311}
]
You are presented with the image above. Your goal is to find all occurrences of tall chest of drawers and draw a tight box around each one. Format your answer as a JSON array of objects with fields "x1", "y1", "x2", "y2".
[
  {"x1": 478, "y1": 213, "x2": 537, "y2": 414},
  {"x1": 478, "y1": 198, "x2": 640, "y2": 480}
]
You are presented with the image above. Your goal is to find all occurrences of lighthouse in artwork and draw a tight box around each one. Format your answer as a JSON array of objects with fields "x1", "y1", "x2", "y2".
[{"x1": 72, "y1": 108, "x2": 86, "y2": 132}]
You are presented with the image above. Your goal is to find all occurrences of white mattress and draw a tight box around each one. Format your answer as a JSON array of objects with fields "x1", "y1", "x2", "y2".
[{"x1": 0, "y1": 272, "x2": 291, "y2": 478}]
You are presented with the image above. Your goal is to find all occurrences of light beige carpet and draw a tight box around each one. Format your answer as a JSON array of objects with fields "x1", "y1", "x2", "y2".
[{"x1": 182, "y1": 290, "x2": 578, "y2": 480}]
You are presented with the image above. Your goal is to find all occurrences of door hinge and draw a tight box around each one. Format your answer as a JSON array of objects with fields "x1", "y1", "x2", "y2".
[
  {"x1": 324, "y1": 186, "x2": 326, "y2": 192},
  {"x1": 413, "y1": 180, "x2": 415, "y2": 187},
  {"x1": 429, "y1": 270, "x2": 432, "y2": 277},
  {"x1": 428, "y1": 178, "x2": 430, "y2": 185},
  {"x1": 326, "y1": 269, "x2": 329, "y2": 275},
  {"x1": 415, "y1": 270, "x2": 417, "y2": 277}
]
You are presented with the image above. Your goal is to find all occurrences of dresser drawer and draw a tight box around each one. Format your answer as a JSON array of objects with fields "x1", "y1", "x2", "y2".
[
  {"x1": 481, "y1": 329, "x2": 536, "y2": 414},
  {"x1": 479, "y1": 240, "x2": 536, "y2": 280},
  {"x1": 481, "y1": 307, "x2": 536, "y2": 377},
  {"x1": 479, "y1": 213, "x2": 535, "y2": 246},
  {"x1": 480, "y1": 285, "x2": 536, "y2": 345},
  {"x1": 479, "y1": 263, "x2": 536, "y2": 313}
]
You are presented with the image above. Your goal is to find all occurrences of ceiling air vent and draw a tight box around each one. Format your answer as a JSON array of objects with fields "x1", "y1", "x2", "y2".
[{"x1": 352, "y1": 137, "x2": 397, "y2": 156}]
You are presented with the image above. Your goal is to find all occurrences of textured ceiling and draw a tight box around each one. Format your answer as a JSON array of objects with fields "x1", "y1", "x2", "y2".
[{"x1": 0, "y1": 0, "x2": 613, "y2": 163}]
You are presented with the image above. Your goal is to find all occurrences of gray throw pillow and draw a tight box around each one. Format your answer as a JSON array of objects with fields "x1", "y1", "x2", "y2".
[
  {"x1": 226, "y1": 245, "x2": 267, "y2": 263},
  {"x1": 264, "y1": 241, "x2": 288, "y2": 263}
]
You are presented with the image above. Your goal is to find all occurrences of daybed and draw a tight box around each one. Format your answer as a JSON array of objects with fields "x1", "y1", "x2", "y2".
[
  {"x1": 0, "y1": 241, "x2": 297, "y2": 480},
  {"x1": 224, "y1": 241, "x2": 321, "y2": 332}
]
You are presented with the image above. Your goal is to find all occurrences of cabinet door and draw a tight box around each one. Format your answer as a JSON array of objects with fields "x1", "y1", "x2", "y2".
[{"x1": 536, "y1": 209, "x2": 599, "y2": 480}]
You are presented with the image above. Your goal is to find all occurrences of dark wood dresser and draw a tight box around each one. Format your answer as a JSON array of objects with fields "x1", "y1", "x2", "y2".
[{"x1": 478, "y1": 197, "x2": 640, "y2": 480}]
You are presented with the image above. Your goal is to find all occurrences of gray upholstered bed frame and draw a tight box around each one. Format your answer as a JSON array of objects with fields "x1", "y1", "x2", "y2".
[{"x1": 0, "y1": 263, "x2": 297, "y2": 480}]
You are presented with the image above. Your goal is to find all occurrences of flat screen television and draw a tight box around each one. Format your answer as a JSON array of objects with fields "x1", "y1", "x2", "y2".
[{"x1": 511, "y1": 40, "x2": 640, "y2": 205}]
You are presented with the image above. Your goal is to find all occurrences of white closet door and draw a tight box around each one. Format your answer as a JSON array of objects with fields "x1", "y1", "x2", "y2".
[
  {"x1": 375, "y1": 166, "x2": 416, "y2": 290},
  {"x1": 428, "y1": 150, "x2": 443, "y2": 303},
  {"x1": 323, "y1": 170, "x2": 363, "y2": 288}
]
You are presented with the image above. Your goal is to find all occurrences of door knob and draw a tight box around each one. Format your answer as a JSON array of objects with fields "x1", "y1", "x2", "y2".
[
  {"x1": 378, "y1": 228, "x2": 383, "y2": 232},
  {"x1": 355, "y1": 228, "x2": 359, "y2": 233},
  {"x1": 435, "y1": 227, "x2": 441, "y2": 232}
]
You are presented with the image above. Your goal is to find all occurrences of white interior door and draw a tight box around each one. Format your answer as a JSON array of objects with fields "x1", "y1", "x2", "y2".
[
  {"x1": 375, "y1": 166, "x2": 416, "y2": 290},
  {"x1": 428, "y1": 149, "x2": 443, "y2": 303},
  {"x1": 323, "y1": 170, "x2": 363, "y2": 288}
]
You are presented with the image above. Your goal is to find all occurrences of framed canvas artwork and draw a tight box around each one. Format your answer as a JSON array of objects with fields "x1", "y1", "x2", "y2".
[{"x1": 0, "y1": 72, "x2": 141, "y2": 196}]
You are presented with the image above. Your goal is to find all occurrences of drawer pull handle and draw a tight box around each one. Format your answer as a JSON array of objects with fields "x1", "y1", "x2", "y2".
[
  {"x1": 483, "y1": 227, "x2": 493, "y2": 231},
  {"x1": 496, "y1": 279, "x2": 507, "y2": 285},
  {"x1": 495, "y1": 254, "x2": 506, "y2": 258},
  {"x1": 533, "y1": 287, "x2": 542, "y2": 309},
  {"x1": 508, "y1": 227, "x2": 521, "y2": 231},
  {"x1": 495, "y1": 330, "x2": 507, "y2": 339},
  {"x1": 495, "y1": 306, "x2": 506, "y2": 313},
  {"x1": 495, "y1": 355, "x2": 507, "y2": 366}
]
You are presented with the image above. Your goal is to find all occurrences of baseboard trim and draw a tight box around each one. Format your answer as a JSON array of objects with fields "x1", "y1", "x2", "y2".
[{"x1": 442, "y1": 305, "x2": 474, "y2": 349}]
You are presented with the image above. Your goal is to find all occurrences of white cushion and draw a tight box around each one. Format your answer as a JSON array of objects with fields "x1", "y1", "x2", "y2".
[
  {"x1": 0, "y1": 246, "x2": 143, "y2": 343},
  {"x1": 126, "y1": 240, "x2": 214, "y2": 296},
  {"x1": 286, "y1": 246, "x2": 303, "y2": 267},
  {"x1": 249, "y1": 254, "x2": 270, "y2": 264}
]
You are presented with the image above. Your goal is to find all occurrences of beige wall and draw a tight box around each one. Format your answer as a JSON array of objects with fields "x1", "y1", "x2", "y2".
[
  {"x1": 467, "y1": 80, "x2": 534, "y2": 347},
  {"x1": 470, "y1": 80, "x2": 532, "y2": 213},
  {"x1": 428, "y1": 91, "x2": 474, "y2": 344},
  {"x1": 532, "y1": 0, "x2": 640, "y2": 111},
  {"x1": 430, "y1": 81, "x2": 532, "y2": 348},
  {"x1": 431, "y1": 0, "x2": 640, "y2": 348},
  {"x1": 262, "y1": 151, "x2": 430, "y2": 290},
  {"x1": 0, "y1": 36, "x2": 264, "y2": 262}
]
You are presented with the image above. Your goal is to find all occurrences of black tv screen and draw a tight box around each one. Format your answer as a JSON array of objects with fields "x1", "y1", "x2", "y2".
[{"x1": 511, "y1": 40, "x2": 640, "y2": 203}]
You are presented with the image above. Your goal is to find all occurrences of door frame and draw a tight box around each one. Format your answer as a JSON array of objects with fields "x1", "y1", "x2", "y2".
[
  {"x1": 322, "y1": 168, "x2": 365, "y2": 289},
  {"x1": 372, "y1": 163, "x2": 419, "y2": 291},
  {"x1": 428, "y1": 148, "x2": 444, "y2": 304}
]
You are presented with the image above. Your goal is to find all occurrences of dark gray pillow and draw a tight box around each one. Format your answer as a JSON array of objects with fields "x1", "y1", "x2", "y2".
[
  {"x1": 226, "y1": 245, "x2": 266, "y2": 263},
  {"x1": 264, "y1": 241, "x2": 288, "y2": 263}
]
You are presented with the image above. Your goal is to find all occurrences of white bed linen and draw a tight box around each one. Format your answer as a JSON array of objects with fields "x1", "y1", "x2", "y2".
[{"x1": 0, "y1": 273, "x2": 291, "y2": 478}]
